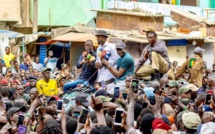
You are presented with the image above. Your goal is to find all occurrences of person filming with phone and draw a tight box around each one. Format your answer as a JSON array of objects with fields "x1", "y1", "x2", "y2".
[{"x1": 101, "y1": 42, "x2": 134, "y2": 94}]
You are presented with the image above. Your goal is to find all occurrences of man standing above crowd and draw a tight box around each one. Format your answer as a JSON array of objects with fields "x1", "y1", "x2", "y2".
[
  {"x1": 175, "y1": 47, "x2": 205, "y2": 87},
  {"x1": 95, "y1": 30, "x2": 119, "y2": 85},
  {"x1": 3, "y1": 47, "x2": 22, "y2": 68},
  {"x1": 63, "y1": 40, "x2": 97, "y2": 92},
  {"x1": 101, "y1": 42, "x2": 134, "y2": 94},
  {"x1": 36, "y1": 68, "x2": 58, "y2": 96},
  {"x1": 44, "y1": 50, "x2": 64, "y2": 71},
  {"x1": 135, "y1": 29, "x2": 170, "y2": 81}
]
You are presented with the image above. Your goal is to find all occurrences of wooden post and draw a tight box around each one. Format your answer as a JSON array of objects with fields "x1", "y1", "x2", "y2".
[
  {"x1": 33, "y1": 0, "x2": 38, "y2": 33},
  {"x1": 63, "y1": 43, "x2": 65, "y2": 63}
]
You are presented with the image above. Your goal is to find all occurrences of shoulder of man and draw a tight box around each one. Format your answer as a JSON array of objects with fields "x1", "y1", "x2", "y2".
[
  {"x1": 105, "y1": 42, "x2": 116, "y2": 48},
  {"x1": 49, "y1": 79, "x2": 57, "y2": 83}
]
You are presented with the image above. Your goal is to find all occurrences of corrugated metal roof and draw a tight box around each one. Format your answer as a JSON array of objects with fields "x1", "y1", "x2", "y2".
[
  {"x1": 160, "y1": 4, "x2": 215, "y2": 25},
  {"x1": 0, "y1": 30, "x2": 24, "y2": 38},
  {"x1": 91, "y1": 9, "x2": 167, "y2": 17}
]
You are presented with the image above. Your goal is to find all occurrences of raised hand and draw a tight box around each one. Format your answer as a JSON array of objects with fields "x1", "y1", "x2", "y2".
[{"x1": 90, "y1": 95, "x2": 103, "y2": 111}]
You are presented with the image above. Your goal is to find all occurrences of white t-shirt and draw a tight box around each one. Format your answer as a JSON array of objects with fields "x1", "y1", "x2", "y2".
[
  {"x1": 32, "y1": 62, "x2": 43, "y2": 72},
  {"x1": 44, "y1": 57, "x2": 58, "y2": 71}
]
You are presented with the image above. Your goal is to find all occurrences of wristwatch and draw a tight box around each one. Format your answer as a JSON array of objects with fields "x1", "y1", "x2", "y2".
[{"x1": 107, "y1": 64, "x2": 111, "y2": 68}]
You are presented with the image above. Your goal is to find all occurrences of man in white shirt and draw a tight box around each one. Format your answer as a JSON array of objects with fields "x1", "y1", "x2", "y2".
[
  {"x1": 32, "y1": 56, "x2": 43, "y2": 72},
  {"x1": 44, "y1": 50, "x2": 64, "y2": 71},
  {"x1": 95, "y1": 30, "x2": 119, "y2": 85}
]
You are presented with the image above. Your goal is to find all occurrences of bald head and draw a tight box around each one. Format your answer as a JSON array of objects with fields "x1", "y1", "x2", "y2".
[
  {"x1": 160, "y1": 78, "x2": 169, "y2": 88},
  {"x1": 150, "y1": 81, "x2": 160, "y2": 91}
]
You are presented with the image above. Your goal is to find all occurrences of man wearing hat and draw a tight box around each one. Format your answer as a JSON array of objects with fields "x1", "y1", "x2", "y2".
[
  {"x1": 75, "y1": 93, "x2": 90, "y2": 109},
  {"x1": 179, "y1": 86, "x2": 192, "y2": 100},
  {"x1": 135, "y1": 30, "x2": 171, "y2": 81},
  {"x1": 95, "y1": 30, "x2": 119, "y2": 85},
  {"x1": 63, "y1": 40, "x2": 97, "y2": 92},
  {"x1": 175, "y1": 47, "x2": 205, "y2": 87},
  {"x1": 101, "y1": 41, "x2": 134, "y2": 94},
  {"x1": 182, "y1": 112, "x2": 201, "y2": 133},
  {"x1": 3, "y1": 106, "x2": 27, "y2": 129},
  {"x1": 36, "y1": 68, "x2": 58, "y2": 96}
]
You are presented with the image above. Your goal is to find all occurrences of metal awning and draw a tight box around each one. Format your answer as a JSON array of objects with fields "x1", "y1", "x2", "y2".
[
  {"x1": 0, "y1": 30, "x2": 24, "y2": 38},
  {"x1": 36, "y1": 32, "x2": 98, "y2": 46}
]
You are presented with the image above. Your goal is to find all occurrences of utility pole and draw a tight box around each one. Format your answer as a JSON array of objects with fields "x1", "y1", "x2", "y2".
[{"x1": 33, "y1": 0, "x2": 38, "y2": 33}]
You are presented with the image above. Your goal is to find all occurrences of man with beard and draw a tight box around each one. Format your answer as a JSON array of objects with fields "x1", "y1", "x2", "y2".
[
  {"x1": 100, "y1": 42, "x2": 134, "y2": 94},
  {"x1": 95, "y1": 30, "x2": 119, "y2": 86}
]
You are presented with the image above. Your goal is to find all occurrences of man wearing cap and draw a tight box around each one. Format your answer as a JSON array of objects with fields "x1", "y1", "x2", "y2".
[
  {"x1": 179, "y1": 86, "x2": 192, "y2": 100},
  {"x1": 44, "y1": 50, "x2": 64, "y2": 71},
  {"x1": 63, "y1": 40, "x2": 97, "y2": 92},
  {"x1": 101, "y1": 41, "x2": 134, "y2": 94},
  {"x1": 75, "y1": 93, "x2": 90, "y2": 109},
  {"x1": 135, "y1": 30, "x2": 171, "y2": 81},
  {"x1": 3, "y1": 106, "x2": 26, "y2": 129},
  {"x1": 95, "y1": 30, "x2": 119, "y2": 84},
  {"x1": 1, "y1": 78, "x2": 10, "y2": 89},
  {"x1": 182, "y1": 112, "x2": 201, "y2": 133},
  {"x1": 175, "y1": 47, "x2": 205, "y2": 87},
  {"x1": 36, "y1": 68, "x2": 58, "y2": 96}
]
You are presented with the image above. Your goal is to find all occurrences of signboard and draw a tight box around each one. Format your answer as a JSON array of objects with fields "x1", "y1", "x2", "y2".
[
  {"x1": 108, "y1": 1, "x2": 202, "y2": 16},
  {"x1": 107, "y1": 0, "x2": 204, "y2": 25}
]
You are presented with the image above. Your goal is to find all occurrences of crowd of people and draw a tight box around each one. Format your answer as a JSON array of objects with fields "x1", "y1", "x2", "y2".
[{"x1": 0, "y1": 28, "x2": 215, "y2": 134}]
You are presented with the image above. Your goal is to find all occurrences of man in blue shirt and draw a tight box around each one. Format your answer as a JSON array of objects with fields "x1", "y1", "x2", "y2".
[
  {"x1": 63, "y1": 40, "x2": 97, "y2": 92},
  {"x1": 101, "y1": 42, "x2": 134, "y2": 94},
  {"x1": 20, "y1": 58, "x2": 29, "y2": 71}
]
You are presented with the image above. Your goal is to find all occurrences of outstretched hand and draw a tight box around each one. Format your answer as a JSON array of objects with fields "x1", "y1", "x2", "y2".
[{"x1": 148, "y1": 95, "x2": 164, "y2": 114}]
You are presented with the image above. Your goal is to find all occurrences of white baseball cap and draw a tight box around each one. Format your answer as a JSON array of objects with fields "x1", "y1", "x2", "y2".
[
  {"x1": 194, "y1": 47, "x2": 205, "y2": 53},
  {"x1": 200, "y1": 122, "x2": 215, "y2": 134}
]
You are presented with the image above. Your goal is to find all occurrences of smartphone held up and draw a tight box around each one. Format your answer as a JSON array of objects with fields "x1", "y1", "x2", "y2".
[
  {"x1": 131, "y1": 79, "x2": 139, "y2": 93},
  {"x1": 114, "y1": 108, "x2": 124, "y2": 126}
]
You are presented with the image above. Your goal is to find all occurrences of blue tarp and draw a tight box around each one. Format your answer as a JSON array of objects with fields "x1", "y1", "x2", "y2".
[
  {"x1": 167, "y1": 39, "x2": 188, "y2": 46},
  {"x1": 0, "y1": 30, "x2": 24, "y2": 38}
]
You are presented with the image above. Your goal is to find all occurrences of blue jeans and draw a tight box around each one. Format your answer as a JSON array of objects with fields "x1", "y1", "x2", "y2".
[{"x1": 63, "y1": 79, "x2": 84, "y2": 92}]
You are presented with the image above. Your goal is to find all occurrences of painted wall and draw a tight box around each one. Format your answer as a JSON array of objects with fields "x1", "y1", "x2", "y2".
[
  {"x1": 0, "y1": 0, "x2": 22, "y2": 24},
  {"x1": 30, "y1": 0, "x2": 96, "y2": 26}
]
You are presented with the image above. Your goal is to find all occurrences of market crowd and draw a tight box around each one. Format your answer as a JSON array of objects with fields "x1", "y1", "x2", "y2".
[{"x1": 0, "y1": 28, "x2": 215, "y2": 134}]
